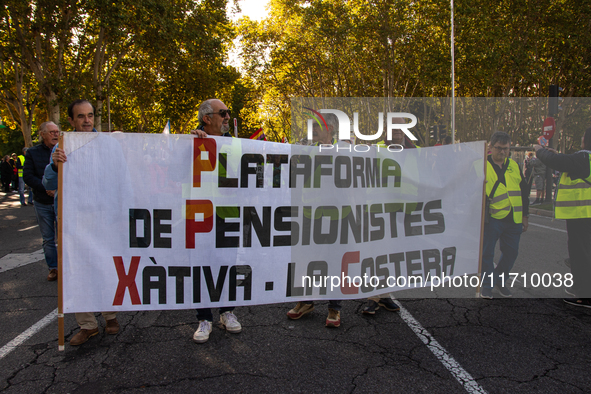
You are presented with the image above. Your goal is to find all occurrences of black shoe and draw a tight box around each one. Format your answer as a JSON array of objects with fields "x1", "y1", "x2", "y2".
[
  {"x1": 362, "y1": 300, "x2": 379, "y2": 315},
  {"x1": 563, "y1": 298, "x2": 591, "y2": 308},
  {"x1": 378, "y1": 298, "x2": 400, "y2": 312}
]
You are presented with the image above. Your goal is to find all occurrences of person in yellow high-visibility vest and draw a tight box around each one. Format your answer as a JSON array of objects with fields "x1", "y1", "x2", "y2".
[
  {"x1": 17, "y1": 148, "x2": 33, "y2": 206},
  {"x1": 534, "y1": 127, "x2": 591, "y2": 307},
  {"x1": 481, "y1": 131, "x2": 529, "y2": 299}
]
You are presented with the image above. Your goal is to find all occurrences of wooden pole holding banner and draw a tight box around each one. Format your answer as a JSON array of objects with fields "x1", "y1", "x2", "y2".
[
  {"x1": 57, "y1": 132, "x2": 65, "y2": 351},
  {"x1": 477, "y1": 141, "x2": 488, "y2": 297}
]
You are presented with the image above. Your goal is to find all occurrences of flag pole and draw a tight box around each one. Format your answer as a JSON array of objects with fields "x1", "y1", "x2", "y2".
[
  {"x1": 57, "y1": 132, "x2": 65, "y2": 351},
  {"x1": 477, "y1": 141, "x2": 487, "y2": 297},
  {"x1": 451, "y1": 0, "x2": 456, "y2": 143}
]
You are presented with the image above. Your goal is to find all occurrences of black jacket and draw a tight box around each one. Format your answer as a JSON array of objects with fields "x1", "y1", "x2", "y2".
[
  {"x1": 536, "y1": 148, "x2": 591, "y2": 181},
  {"x1": 23, "y1": 143, "x2": 54, "y2": 205},
  {"x1": 1, "y1": 160, "x2": 12, "y2": 181}
]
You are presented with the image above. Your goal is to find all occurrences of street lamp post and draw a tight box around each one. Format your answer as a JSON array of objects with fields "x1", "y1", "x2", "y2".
[{"x1": 451, "y1": 0, "x2": 455, "y2": 143}]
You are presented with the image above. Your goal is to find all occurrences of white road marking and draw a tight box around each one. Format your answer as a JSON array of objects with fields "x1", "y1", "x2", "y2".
[
  {"x1": 18, "y1": 224, "x2": 39, "y2": 232},
  {"x1": 0, "y1": 309, "x2": 57, "y2": 360},
  {"x1": 0, "y1": 249, "x2": 44, "y2": 272},
  {"x1": 395, "y1": 300, "x2": 487, "y2": 394},
  {"x1": 528, "y1": 222, "x2": 567, "y2": 233}
]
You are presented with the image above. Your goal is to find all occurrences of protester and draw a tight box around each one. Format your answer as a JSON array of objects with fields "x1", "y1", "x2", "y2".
[
  {"x1": 43, "y1": 99, "x2": 119, "y2": 346},
  {"x1": 524, "y1": 152, "x2": 534, "y2": 200},
  {"x1": 1, "y1": 155, "x2": 12, "y2": 193},
  {"x1": 360, "y1": 121, "x2": 419, "y2": 314},
  {"x1": 16, "y1": 148, "x2": 32, "y2": 205},
  {"x1": 23, "y1": 122, "x2": 59, "y2": 281},
  {"x1": 9, "y1": 153, "x2": 18, "y2": 191},
  {"x1": 286, "y1": 113, "x2": 344, "y2": 327},
  {"x1": 480, "y1": 131, "x2": 529, "y2": 299},
  {"x1": 442, "y1": 135, "x2": 452, "y2": 145},
  {"x1": 190, "y1": 98, "x2": 243, "y2": 343},
  {"x1": 530, "y1": 154, "x2": 546, "y2": 204},
  {"x1": 534, "y1": 127, "x2": 591, "y2": 307}
]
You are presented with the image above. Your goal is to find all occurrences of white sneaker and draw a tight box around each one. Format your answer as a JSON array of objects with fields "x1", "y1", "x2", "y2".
[
  {"x1": 193, "y1": 320, "x2": 212, "y2": 343},
  {"x1": 220, "y1": 311, "x2": 242, "y2": 333}
]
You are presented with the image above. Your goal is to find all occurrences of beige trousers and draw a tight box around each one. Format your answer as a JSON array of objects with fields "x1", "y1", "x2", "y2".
[{"x1": 75, "y1": 312, "x2": 117, "y2": 330}]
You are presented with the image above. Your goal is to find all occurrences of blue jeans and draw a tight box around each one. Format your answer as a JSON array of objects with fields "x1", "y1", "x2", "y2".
[
  {"x1": 34, "y1": 202, "x2": 57, "y2": 269},
  {"x1": 196, "y1": 308, "x2": 234, "y2": 322},
  {"x1": 481, "y1": 218, "x2": 522, "y2": 289},
  {"x1": 18, "y1": 177, "x2": 32, "y2": 205}
]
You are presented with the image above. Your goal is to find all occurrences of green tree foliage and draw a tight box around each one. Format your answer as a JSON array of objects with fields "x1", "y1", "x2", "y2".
[
  {"x1": 239, "y1": 0, "x2": 591, "y2": 148},
  {"x1": 2, "y1": 0, "x2": 589, "y2": 150},
  {"x1": 107, "y1": 0, "x2": 240, "y2": 133},
  {"x1": 0, "y1": 0, "x2": 238, "y2": 142}
]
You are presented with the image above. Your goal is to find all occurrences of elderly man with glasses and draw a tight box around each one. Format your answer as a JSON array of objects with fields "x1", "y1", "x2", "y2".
[
  {"x1": 23, "y1": 121, "x2": 60, "y2": 281},
  {"x1": 480, "y1": 131, "x2": 529, "y2": 299},
  {"x1": 190, "y1": 98, "x2": 242, "y2": 343}
]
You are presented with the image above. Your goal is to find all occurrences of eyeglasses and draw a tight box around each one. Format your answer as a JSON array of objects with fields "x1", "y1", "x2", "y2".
[
  {"x1": 46, "y1": 130, "x2": 59, "y2": 134},
  {"x1": 492, "y1": 146, "x2": 510, "y2": 152},
  {"x1": 207, "y1": 109, "x2": 231, "y2": 117}
]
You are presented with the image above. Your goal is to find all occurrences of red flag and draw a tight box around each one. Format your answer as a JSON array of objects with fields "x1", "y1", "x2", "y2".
[{"x1": 250, "y1": 128, "x2": 265, "y2": 140}]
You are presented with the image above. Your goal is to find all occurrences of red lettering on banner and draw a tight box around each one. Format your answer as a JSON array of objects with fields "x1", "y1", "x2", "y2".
[
  {"x1": 341, "y1": 251, "x2": 360, "y2": 294},
  {"x1": 193, "y1": 138, "x2": 217, "y2": 187},
  {"x1": 186, "y1": 199, "x2": 214, "y2": 249},
  {"x1": 113, "y1": 256, "x2": 141, "y2": 305}
]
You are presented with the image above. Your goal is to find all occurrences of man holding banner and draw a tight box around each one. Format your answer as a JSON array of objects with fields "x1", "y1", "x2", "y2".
[
  {"x1": 43, "y1": 99, "x2": 120, "y2": 346},
  {"x1": 361, "y1": 123, "x2": 416, "y2": 315},
  {"x1": 481, "y1": 131, "x2": 529, "y2": 299},
  {"x1": 190, "y1": 98, "x2": 242, "y2": 343},
  {"x1": 286, "y1": 113, "x2": 344, "y2": 327}
]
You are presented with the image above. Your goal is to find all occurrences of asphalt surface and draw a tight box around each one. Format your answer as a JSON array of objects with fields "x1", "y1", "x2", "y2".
[{"x1": 2, "y1": 190, "x2": 591, "y2": 393}]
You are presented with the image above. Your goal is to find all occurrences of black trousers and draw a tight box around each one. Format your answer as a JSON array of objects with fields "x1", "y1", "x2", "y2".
[{"x1": 566, "y1": 218, "x2": 591, "y2": 298}]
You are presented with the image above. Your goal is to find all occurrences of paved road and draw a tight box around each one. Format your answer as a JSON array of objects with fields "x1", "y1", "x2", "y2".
[{"x1": 1, "y1": 191, "x2": 591, "y2": 393}]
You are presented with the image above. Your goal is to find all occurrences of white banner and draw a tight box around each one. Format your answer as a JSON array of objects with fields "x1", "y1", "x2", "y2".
[{"x1": 61, "y1": 133, "x2": 485, "y2": 312}]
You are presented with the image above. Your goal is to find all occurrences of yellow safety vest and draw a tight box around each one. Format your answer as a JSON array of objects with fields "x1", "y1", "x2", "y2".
[
  {"x1": 17, "y1": 155, "x2": 25, "y2": 177},
  {"x1": 555, "y1": 155, "x2": 591, "y2": 219},
  {"x1": 486, "y1": 157, "x2": 523, "y2": 223}
]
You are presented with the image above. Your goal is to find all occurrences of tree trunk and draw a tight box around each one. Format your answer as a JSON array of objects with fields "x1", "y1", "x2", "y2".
[
  {"x1": 1, "y1": 62, "x2": 38, "y2": 147},
  {"x1": 18, "y1": 115, "x2": 33, "y2": 148},
  {"x1": 95, "y1": 98, "x2": 103, "y2": 132},
  {"x1": 46, "y1": 91, "x2": 60, "y2": 126}
]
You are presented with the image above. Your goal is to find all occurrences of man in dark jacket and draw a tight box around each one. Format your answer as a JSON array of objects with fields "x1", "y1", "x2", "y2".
[
  {"x1": 23, "y1": 121, "x2": 59, "y2": 281},
  {"x1": 534, "y1": 127, "x2": 591, "y2": 307}
]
